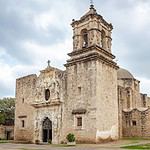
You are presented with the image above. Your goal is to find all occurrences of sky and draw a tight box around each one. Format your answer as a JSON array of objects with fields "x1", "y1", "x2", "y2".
[{"x1": 0, "y1": 0, "x2": 150, "y2": 98}]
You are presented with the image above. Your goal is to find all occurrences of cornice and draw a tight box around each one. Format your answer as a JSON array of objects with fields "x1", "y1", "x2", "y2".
[
  {"x1": 68, "y1": 45, "x2": 115, "y2": 60},
  {"x1": 65, "y1": 52, "x2": 118, "y2": 69}
]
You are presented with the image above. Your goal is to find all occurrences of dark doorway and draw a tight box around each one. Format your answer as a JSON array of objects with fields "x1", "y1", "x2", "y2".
[
  {"x1": 6, "y1": 131, "x2": 11, "y2": 140},
  {"x1": 42, "y1": 117, "x2": 52, "y2": 142}
]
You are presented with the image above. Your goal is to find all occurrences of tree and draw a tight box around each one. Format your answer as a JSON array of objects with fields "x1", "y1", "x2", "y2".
[{"x1": 0, "y1": 97, "x2": 15, "y2": 125}]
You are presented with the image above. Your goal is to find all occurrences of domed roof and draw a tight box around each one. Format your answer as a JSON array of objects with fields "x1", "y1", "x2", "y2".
[{"x1": 117, "y1": 68, "x2": 134, "y2": 79}]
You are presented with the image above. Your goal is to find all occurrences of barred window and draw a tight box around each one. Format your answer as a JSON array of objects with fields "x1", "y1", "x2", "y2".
[{"x1": 77, "y1": 117, "x2": 82, "y2": 127}]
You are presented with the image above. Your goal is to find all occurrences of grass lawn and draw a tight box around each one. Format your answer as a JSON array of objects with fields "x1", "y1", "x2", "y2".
[
  {"x1": 121, "y1": 144, "x2": 150, "y2": 149},
  {"x1": 122, "y1": 137, "x2": 150, "y2": 141},
  {"x1": 0, "y1": 140, "x2": 9, "y2": 143}
]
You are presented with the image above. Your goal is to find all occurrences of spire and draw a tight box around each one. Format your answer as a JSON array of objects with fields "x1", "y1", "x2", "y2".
[{"x1": 90, "y1": 0, "x2": 94, "y2": 9}]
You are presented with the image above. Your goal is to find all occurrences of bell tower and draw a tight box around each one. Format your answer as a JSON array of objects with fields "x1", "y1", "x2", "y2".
[
  {"x1": 63, "y1": 4, "x2": 119, "y2": 143},
  {"x1": 72, "y1": 4, "x2": 112, "y2": 53}
]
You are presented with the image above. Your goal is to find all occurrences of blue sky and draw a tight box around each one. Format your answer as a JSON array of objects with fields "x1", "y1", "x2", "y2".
[{"x1": 0, "y1": 0, "x2": 150, "y2": 98}]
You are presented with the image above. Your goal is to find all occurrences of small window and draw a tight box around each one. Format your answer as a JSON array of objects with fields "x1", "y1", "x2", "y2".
[
  {"x1": 77, "y1": 117, "x2": 82, "y2": 127},
  {"x1": 22, "y1": 120, "x2": 25, "y2": 128},
  {"x1": 45, "y1": 89, "x2": 50, "y2": 101},
  {"x1": 132, "y1": 120, "x2": 136, "y2": 126},
  {"x1": 22, "y1": 98, "x2": 24, "y2": 103},
  {"x1": 101, "y1": 30, "x2": 106, "y2": 48},
  {"x1": 78, "y1": 87, "x2": 81, "y2": 95}
]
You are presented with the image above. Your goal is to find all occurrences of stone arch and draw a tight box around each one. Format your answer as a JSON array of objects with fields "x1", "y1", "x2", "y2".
[
  {"x1": 81, "y1": 29, "x2": 88, "y2": 48},
  {"x1": 42, "y1": 117, "x2": 52, "y2": 142}
]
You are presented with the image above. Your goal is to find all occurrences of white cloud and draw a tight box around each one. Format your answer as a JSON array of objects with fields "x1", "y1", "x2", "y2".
[
  {"x1": 138, "y1": 77, "x2": 150, "y2": 96},
  {"x1": 0, "y1": 0, "x2": 150, "y2": 98}
]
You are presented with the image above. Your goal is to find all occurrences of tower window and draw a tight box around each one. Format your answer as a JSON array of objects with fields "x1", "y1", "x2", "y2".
[
  {"x1": 21, "y1": 120, "x2": 25, "y2": 128},
  {"x1": 77, "y1": 117, "x2": 82, "y2": 127},
  {"x1": 81, "y1": 29, "x2": 88, "y2": 48},
  {"x1": 45, "y1": 89, "x2": 50, "y2": 101},
  {"x1": 101, "y1": 30, "x2": 106, "y2": 49},
  {"x1": 78, "y1": 87, "x2": 81, "y2": 95}
]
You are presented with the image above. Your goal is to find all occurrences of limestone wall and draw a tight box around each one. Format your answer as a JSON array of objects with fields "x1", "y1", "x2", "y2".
[
  {"x1": 62, "y1": 61, "x2": 97, "y2": 143},
  {"x1": 0, "y1": 125, "x2": 14, "y2": 140},
  {"x1": 14, "y1": 74, "x2": 37, "y2": 142},
  {"x1": 96, "y1": 61, "x2": 118, "y2": 142},
  {"x1": 118, "y1": 79, "x2": 141, "y2": 109},
  {"x1": 122, "y1": 108, "x2": 150, "y2": 137}
]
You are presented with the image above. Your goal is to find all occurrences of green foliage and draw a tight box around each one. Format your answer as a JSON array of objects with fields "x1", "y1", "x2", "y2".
[
  {"x1": 0, "y1": 97, "x2": 15, "y2": 125},
  {"x1": 66, "y1": 133, "x2": 75, "y2": 142},
  {"x1": 48, "y1": 139, "x2": 52, "y2": 144},
  {"x1": 121, "y1": 144, "x2": 150, "y2": 149}
]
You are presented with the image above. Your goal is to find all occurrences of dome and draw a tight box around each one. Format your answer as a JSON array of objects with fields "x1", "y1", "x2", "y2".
[{"x1": 117, "y1": 68, "x2": 134, "y2": 79}]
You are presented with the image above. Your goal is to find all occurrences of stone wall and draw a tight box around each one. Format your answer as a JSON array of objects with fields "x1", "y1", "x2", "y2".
[
  {"x1": 122, "y1": 108, "x2": 150, "y2": 137},
  {"x1": 0, "y1": 125, "x2": 14, "y2": 140},
  {"x1": 96, "y1": 61, "x2": 118, "y2": 142},
  {"x1": 14, "y1": 74, "x2": 37, "y2": 142},
  {"x1": 62, "y1": 61, "x2": 97, "y2": 143}
]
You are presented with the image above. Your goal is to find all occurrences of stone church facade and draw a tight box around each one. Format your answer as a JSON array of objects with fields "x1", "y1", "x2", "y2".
[{"x1": 14, "y1": 4, "x2": 150, "y2": 144}]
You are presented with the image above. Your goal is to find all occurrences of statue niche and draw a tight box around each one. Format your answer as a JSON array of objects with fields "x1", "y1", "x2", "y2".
[{"x1": 50, "y1": 79, "x2": 60, "y2": 100}]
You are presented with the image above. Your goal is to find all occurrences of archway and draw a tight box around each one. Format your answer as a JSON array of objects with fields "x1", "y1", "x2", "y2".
[{"x1": 42, "y1": 117, "x2": 52, "y2": 142}]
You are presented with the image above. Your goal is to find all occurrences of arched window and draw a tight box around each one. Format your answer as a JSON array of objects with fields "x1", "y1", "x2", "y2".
[
  {"x1": 45, "y1": 89, "x2": 50, "y2": 101},
  {"x1": 101, "y1": 30, "x2": 106, "y2": 49},
  {"x1": 81, "y1": 29, "x2": 88, "y2": 48}
]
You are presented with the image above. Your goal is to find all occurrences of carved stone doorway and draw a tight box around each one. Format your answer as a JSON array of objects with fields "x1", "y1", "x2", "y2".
[{"x1": 42, "y1": 117, "x2": 52, "y2": 142}]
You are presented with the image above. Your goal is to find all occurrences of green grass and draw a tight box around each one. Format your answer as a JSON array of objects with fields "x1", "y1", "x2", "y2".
[
  {"x1": 121, "y1": 144, "x2": 150, "y2": 149},
  {"x1": 52, "y1": 144, "x2": 76, "y2": 147},
  {"x1": 0, "y1": 140, "x2": 9, "y2": 143},
  {"x1": 122, "y1": 137, "x2": 150, "y2": 140}
]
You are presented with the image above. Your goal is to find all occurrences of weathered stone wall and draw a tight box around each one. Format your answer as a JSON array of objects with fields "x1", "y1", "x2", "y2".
[
  {"x1": 118, "y1": 79, "x2": 141, "y2": 110},
  {"x1": 62, "y1": 61, "x2": 97, "y2": 143},
  {"x1": 122, "y1": 108, "x2": 150, "y2": 137},
  {"x1": 14, "y1": 74, "x2": 37, "y2": 142},
  {"x1": 0, "y1": 125, "x2": 14, "y2": 140},
  {"x1": 96, "y1": 61, "x2": 118, "y2": 142}
]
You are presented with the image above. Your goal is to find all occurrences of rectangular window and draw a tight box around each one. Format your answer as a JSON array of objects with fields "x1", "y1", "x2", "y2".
[
  {"x1": 78, "y1": 87, "x2": 81, "y2": 95},
  {"x1": 132, "y1": 120, "x2": 136, "y2": 126},
  {"x1": 77, "y1": 117, "x2": 82, "y2": 127},
  {"x1": 22, "y1": 120, "x2": 25, "y2": 128},
  {"x1": 22, "y1": 98, "x2": 24, "y2": 103}
]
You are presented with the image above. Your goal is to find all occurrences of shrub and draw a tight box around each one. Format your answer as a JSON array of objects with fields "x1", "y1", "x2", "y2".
[
  {"x1": 66, "y1": 133, "x2": 75, "y2": 142},
  {"x1": 48, "y1": 139, "x2": 52, "y2": 144}
]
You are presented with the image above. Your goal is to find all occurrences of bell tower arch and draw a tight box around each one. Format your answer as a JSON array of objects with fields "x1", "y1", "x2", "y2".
[{"x1": 72, "y1": 4, "x2": 112, "y2": 52}]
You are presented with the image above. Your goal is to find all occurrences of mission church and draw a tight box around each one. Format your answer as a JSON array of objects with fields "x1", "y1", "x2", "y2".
[{"x1": 14, "y1": 3, "x2": 150, "y2": 144}]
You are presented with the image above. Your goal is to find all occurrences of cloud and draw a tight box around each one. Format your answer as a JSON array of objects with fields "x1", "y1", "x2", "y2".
[{"x1": 0, "y1": 0, "x2": 150, "y2": 97}]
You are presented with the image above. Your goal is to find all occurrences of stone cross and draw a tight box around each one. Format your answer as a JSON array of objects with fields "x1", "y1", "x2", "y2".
[{"x1": 47, "y1": 60, "x2": 51, "y2": 67}]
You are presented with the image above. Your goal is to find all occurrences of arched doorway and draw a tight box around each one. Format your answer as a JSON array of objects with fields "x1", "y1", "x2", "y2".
[{"x1": 42, "y1": 117, "x2": 52, "y2": 142}]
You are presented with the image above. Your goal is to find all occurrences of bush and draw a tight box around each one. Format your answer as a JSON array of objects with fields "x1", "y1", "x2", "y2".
[
  {"x1": 66, "y1": 133, "x2": 75, "y2": 142},
  {"x1": 48, "y1": 139, "x2": 52, "y2": 144}
]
